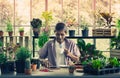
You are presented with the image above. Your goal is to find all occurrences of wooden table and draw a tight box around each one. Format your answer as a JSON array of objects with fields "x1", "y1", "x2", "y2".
[{"x1": 0, "y1": 68, "x2": 120, "y2": 78}]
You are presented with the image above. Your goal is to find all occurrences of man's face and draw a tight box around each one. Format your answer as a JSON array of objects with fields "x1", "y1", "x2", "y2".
[{"x1": 55, "y1": 30, "x2": 66, "y2": 43}]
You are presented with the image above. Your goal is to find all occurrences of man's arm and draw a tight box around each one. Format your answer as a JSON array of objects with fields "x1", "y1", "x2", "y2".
[{"x1": 38, "y1": 42, "x2": 48, "y2": 59}]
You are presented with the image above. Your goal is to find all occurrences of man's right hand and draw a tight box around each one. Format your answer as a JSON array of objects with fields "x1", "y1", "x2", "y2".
[{"x1": 40, "y1": 60, "x2": 51, "y2": 68}]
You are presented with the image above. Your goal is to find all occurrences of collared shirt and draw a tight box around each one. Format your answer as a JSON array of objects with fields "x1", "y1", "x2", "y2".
[{"x1": 39, "y1": 38, "x2": 80, "y2": 67}]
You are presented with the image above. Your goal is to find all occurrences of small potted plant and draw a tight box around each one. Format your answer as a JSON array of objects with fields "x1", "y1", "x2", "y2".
[
  {"x1": 15, "y1": 47, "x2": 31, "y2": 73},
  {"x1": 80, "y1": 21, "x2": 89, "y2": 37},
  {"x1": 66, "y1": 17, "x2": 78, "y2": 37},
  {"x1": 31, "y1": 18, "x2": 42, "y2": 37},
  {"x1": 6, "y1": 20, "x2": 13, "y2": 36},
  {"x1": 25, "y1": 59, "x2": 32, "y2": 75},
  {"x1": 19, "y1": 27, "x2": 24, "y2": 36},
  {"x1": 0, "y1": 30, "x2": 3, "y2": 36},
  {"x1": 68, "y1": 65, "x2": 75, "y2": 74}
]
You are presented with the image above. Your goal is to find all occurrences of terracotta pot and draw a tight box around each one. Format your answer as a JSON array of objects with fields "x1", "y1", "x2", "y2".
[
  {"x1": 8, "y1": 31, "x2": 13, "y2": 36},
  {"x1": 19, "y1": 31, "x2": 24, "y2": 36},
  {"x1": 24, "y1": 69, "x2": 32, "y2": 75},
  {"x1": 31, "y1": 64, "x2": 37, "y2": 71}
]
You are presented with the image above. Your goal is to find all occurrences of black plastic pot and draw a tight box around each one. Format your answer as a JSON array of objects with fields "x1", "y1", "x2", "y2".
[
  {"x1": 7, "y1": 61, "x2": 15, "y2": 72},
  {"x1": 69, "y1": 30, "x2": 75, "y2": 37},
  {"x1": 15, "y1": 60, "x2": 25, "y2": 73},
  {"x1": 82, "y1": 29, "x2": 88, "y2": 37},
  {"x1": 33, "y1": 28, "x2": 40, "y2": 37},
  {"x1": 1, "y1": 63, "x2": 9, "y2": 74},
  {"x1": 0, "y1": 61, "x2": 15, "y2": 74}
]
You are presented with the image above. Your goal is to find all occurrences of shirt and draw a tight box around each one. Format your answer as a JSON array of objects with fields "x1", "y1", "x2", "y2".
[{"x1": 39, "y1": 38, "x2": 80, "y2": 67}]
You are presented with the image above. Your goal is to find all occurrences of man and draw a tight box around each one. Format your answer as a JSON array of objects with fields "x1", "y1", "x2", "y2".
[{"x1": 39, "y1": 22, "x2": 80, "y2": 67}]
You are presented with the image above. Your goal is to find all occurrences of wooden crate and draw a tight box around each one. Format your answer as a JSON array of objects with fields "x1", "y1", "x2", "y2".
[
  {"x1": 110, "y1": 49, "x2": 120, "y2": 59},
  {"x1": 92, "y1": 28, "x2": 116, "y2": 36}
]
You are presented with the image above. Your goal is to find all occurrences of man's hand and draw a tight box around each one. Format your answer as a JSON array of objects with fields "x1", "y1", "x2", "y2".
[
  {"x1": 64, "y1": 48, "x2": 79, "y2": 62},
  {"x1": 64, "y1": 48, "x2": 71, "y2": 56},
  {"x1": 40, "y1": 60, "x2": 52, "y2": 68}
]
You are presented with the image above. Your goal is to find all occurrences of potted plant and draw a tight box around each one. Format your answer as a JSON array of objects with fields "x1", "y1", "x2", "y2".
[
  {"x1": 31, "y1": 18, "x2": 42, "y2": 37},
  {"x1": 66, "y1": 17, "x2": 78, "y2": 37},
  {"x1": 77, "y1": 39, "x2": 104, "y2": 62},
  {"x1": 19, "y1": 27, "x2": 24, "y2": 36},
  {"x1": 80, "y1": 21, "x2": 89, "y2": 37},
  {"x1": 0, "y1": 30, "x2": 3, "y2": 36},
  {"x1": 68, "y1": 65, "x2": 75, "y2": 74},
  {"x1": 31, "y1": 58, "x2": 40, "y2": 69},
  {"x1": 15, "y1": 47, "x2": 31, "y2": 73},
  {"x1": 6, "y1": 20, "x2": 13, "y2": 36},
  {"x1": 25, "y1": 59, "x2": 32, "y2": 75}
]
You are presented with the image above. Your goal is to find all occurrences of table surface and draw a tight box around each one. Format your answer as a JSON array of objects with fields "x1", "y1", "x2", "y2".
[{"x1": 0, "y1": 68, "x2": 120, "y2": 78}]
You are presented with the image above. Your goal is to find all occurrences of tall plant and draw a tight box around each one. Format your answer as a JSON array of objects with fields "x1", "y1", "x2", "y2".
[{"x1": 110, "y1": 19, "x2": 120, "y2": 49}]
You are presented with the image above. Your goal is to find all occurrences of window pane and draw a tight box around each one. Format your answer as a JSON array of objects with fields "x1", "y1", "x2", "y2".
[
  {"x1": 48, "y1": 0, "x2": 62, "y2": 24},
  {"x1": 96, "y1": 0, "x2": 109, "y2": 12},
  {"x1": 79, "y1": 0, "x2": 93, "y2": 25},
  {"x1": 63, "y1": 0, "x2": 78, "y2": 22},
  {"x1": 15, "y1": 0, "x2": 30, "y2": 25},
  {"x1": 111, "y1": 0, "x2": 120, "y2": 19},
  {"x1": 32, "y1": 0, "x2": 45, "y2": 18},
  {"x1": 0, "y1": 0, "x2": 14, "y2": 35}
]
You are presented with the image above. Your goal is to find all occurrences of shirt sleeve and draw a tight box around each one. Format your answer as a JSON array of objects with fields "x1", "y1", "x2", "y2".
[
  {"x1": 38, "y1": 42, "x2": 48, "y2": 59},
  {"x1": 74, "y1": 44, "x2": 81, "y2": 57}
]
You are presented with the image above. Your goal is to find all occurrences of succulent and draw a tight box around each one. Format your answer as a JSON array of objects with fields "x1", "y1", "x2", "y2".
[
  {"x1": 25, "y1": 59, "x2": 31, "y2": 69},
  {"x1": 19, "y1": 27, "x2": 24, "y2": 32},
  {"x1": 31, "y1": 18, "x2": 42, "y2": 28}
]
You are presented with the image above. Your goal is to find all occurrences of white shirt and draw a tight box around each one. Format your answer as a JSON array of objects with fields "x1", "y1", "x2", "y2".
[{"x1": 55, "y1": 41, "x2": 66, "y2": 67}]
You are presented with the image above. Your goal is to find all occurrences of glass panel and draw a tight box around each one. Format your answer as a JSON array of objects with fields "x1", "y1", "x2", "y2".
[
  {"x1": 32, "y1": 0, "x2": 45, "y2": 18},
  {"x1": 111, "y1": 0, "x2": 120, "y2": 21},
  {"x1": 48, "y1": 0, "x2": 62, "y2": 25},
  {"x1": 96, "y1": 0, "x2": 109, "y2": 12},
  {"x1": 79, "y1": 0, "x2": 93, "y2": 26},
  {"x1": 15, "y1": 0, "x2": 30, "y2": 25},
  {"x1": 96, "y1": 39, "x2": 110, "y2": 51},
  {"x1": 0, "y1": 0, "x2": 14, "y2": 35}
]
